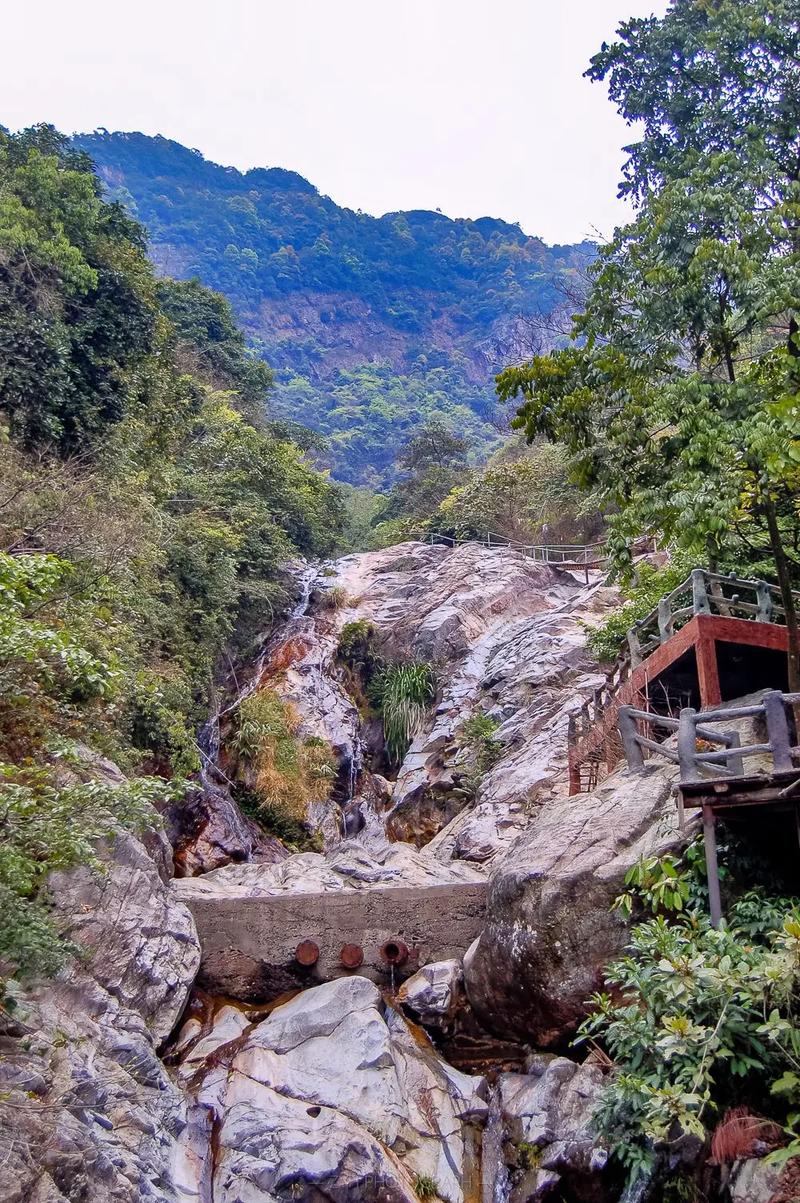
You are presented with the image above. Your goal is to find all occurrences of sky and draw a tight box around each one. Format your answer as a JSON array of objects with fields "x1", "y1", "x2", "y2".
[{"x1": 3, "y1": 0, "x2": 667, "y2": 245}]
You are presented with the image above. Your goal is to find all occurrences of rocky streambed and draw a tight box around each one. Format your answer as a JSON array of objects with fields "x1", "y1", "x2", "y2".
[{"x1": 2, "y1": 541, "x2": 775, "y2": 1203}]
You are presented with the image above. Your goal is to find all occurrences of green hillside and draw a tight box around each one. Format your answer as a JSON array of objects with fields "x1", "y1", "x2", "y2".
[{"x1": 74, "y1": 131, "x2": 593, "y2": 485}]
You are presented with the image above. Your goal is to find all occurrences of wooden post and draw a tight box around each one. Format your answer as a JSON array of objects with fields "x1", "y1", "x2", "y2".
[
  {"x1": 658, "y1": 596, "x2": 673, "y2": 644},
  {"x1": 764, "y1": 690, "x2": 793, "y2": 772},
  {"x1": 756, "y1": 581, "x2": 773, "y2": 623},
  {"x1": 627, "y1": 625, "x2": 643, "y2": 668},
  {"x1": 618, "y1": 705, "x2": 644, "y2": 769},
  {"x1": 567, "y1": 714, "x2": 581, "y2": 795},
  {"x1": 696, "y1": 629, "x2": 722, "y2": 708},
  {"x1": 726, "y1": 730, "x2": 745, "y2": 778},
  {"x1": 692, "y1": 568, "x2": 711, "y2": 615},
  {"x1": 678, "y1": 707, "x2": 699, "y2": 782},
  {"x1": 703, "y1": 804, "x2": 723, "y2": 928},
  {"x1": 676, "y1": 787, "x2": 686, "y2": 834}
]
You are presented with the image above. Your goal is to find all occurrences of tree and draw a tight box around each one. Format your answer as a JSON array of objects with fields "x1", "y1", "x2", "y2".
[
  {"x1": 0, "y1": 125, "x2": 157, "y2": 450},
  {"x1": 436, "y1": 440, "x2": 597, "y2": 544},
  {"x1": 498, "y1": 0, "x2": 800, "y2": 687},
  {"x1": 157, "y1": 277, "x2": 273, "y2": 420},
  {"x1": 383, "y1": 419, "x2": 472, "y2": 523}
]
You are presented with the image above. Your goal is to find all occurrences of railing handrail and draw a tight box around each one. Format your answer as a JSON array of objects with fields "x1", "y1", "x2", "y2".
[
  {"x1": 618, "y1": 690, "x2": 800, "y2": 784},
  {"x1": 626, "y1": 568, "x2": 799, "y2": 668},
  {"x1": 568, "y1": 567, "x2": 800, "y2": 783},
  {"x1": 425, "y1": 530, "x2": 608, "y2": 556}
]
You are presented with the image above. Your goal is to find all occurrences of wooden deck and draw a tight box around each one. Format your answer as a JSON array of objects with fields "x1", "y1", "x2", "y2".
[
  {"x1": 616, "y1": 690, "x2": 800, "y2": 925},
  {"x1": 568, "y1": 569, "x2": 795, "y2": 794}
]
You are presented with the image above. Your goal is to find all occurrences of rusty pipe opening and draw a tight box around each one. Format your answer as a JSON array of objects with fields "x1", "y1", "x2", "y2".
[
  {"x1": 295, "y1": 939, "x2": 320, "y2": 967},
  {"x1": 339, "y1": 943, "x2": 364, "y2": 969},
  {"x1": 379, "y1": 939, "x2": 409, "y2": 967}
]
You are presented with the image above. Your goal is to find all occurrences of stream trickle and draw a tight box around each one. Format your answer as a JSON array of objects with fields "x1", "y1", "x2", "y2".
[{"x1": 481, "y1": 1085, "x2": 511, "y2": 1203}]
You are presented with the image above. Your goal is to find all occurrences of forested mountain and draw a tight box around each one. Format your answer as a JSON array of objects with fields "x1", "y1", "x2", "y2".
[{"x1": 74, "y1": 131, "x2": 593, "y2": 485}]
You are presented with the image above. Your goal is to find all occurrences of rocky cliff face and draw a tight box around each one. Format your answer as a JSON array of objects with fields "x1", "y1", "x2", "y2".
[
  {"x1": 1, "y1": 541, "x2": 711, "y2": 1202},
  {"x1": 0, "y1": 822, "x2": 199, "y2": 1202}
]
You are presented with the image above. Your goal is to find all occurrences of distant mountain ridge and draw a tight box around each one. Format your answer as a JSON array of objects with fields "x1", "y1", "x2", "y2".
[{"x1": 75, "y1": 131, "x2": 593, "y2": 485}]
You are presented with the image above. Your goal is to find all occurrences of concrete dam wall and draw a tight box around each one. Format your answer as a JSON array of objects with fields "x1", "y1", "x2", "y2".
[{"x1": 183, "y1": 881, "x2": 488, "y2": 995}]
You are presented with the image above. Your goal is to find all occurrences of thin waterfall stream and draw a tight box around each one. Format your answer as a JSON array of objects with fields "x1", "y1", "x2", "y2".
[{"x1": 481, "y1": 1085, "x2": 511, "y2": 1203}]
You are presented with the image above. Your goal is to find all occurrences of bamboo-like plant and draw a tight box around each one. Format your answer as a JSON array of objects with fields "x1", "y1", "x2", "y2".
[{"x1": 372, "y1": 662, "x2": 435, "y2": 764}]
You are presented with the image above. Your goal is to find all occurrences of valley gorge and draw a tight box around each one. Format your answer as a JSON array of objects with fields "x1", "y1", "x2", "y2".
[
  {"x1": 7, "y1": 14, "x2": 800, "y2": 1185},
  {"x1": 3, "y1": 539, "x2": 741, "y2": 1203}
]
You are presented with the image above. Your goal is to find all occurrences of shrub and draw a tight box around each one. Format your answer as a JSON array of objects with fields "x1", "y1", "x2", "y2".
[
  {"x1": 318, "y1": 584, "x2": 349, "y2": 610},
  {"x1": 584, "y1": 552, "x2": 695, "y2": 663},
  {"x1": 231, "y1": 784, "x2": 323, "y2": 852},
  {"x1": 370, "y1": 662, "x2": 436, "y2": 764},
  {"x1": 579, "y1": 843, "x2": 800, "y2": 1186},
  {"x1": 454, "y1": 712, "x2": 503, "y2": 800},
  {"x1": 233, "y1": 689, "x2": 336, "y2": 820},
  {"x1": 336, "y1": 619, "x2": 380, "y2": 671},
  {"x1": 0, "y1": 764, "x2": 171, "y2": 982},
  {"x1": 413, "y1": 1174, "x2": 442, "y2": 1201}
]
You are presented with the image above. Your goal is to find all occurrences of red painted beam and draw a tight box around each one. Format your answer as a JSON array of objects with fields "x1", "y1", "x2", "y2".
[
  {"x1": 568, "y1": 614, "x2": 791, "y2": 793},
  {"x1": 694, "y1": 612, "x2": 789, "y2": 653}
]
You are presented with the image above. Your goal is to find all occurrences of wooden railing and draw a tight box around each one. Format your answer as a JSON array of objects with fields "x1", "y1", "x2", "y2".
[
  {"x1": 618, "y1": 690, "x2": 800, "y2": 784},
  {"x1": 617, "y1": 690, "x2": 800, "y2": 926},
  {"x1": 425, "y1": 529, "x2": 608, "y2": 569},
  {"x1": 627, "y1": 569, "x2": 792, "y2": 667},
  {"x1": 567, "y1": 568, "x2": 799, "y2": 792}
]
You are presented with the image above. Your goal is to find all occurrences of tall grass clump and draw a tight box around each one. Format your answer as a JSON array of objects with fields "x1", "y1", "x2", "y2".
[
  {"x1": 371, "y1": 662, "x2": 435, "y2": 764},
  {"x1": 233, "y1": 689, "x2": 335, "y2": 820}
]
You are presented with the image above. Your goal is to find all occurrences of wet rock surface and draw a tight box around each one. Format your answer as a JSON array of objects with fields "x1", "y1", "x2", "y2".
[
  {"x1": 173, "y1": 976, "x2": 487, "y2": 1203},
  {"x1": 170, "y1": 784, "x2": 288, "y2": 876},
  {"x1": 397, "y1": 958, "x2": 465, "y2": 1029},
  {"x1": 174, "y1": 836, "x2": 486, "y2": 899},
  {"x1": 500, "y1": 1055, "x2": 613, "y2": 1202},
  {"x1": 463, "y1": 759, "x2": 682, "y2": 1045}
]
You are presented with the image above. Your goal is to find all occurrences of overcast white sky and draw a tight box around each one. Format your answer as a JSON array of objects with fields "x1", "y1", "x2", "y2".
[{"x1": 3, "y1": 0, "x2": 667, "y2": 244}]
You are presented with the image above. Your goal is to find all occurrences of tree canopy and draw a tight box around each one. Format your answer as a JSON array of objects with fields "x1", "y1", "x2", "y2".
[
  {"x1": 0, "y1": 125, "x2": 344, "y2": 980},
  {"x1": 498, "y1": 0, "x2": 800, "y2": 682}
]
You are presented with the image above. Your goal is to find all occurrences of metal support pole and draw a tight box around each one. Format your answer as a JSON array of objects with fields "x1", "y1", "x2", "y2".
[{"x1": 703, "y1": 804, "x2": 723, "y2": 928}]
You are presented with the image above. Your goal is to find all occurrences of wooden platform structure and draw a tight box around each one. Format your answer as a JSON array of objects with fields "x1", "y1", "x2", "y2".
[
  {"x1": 568, "y1": 569, "x2": 795, "y2": 794},
  {"x1": 617, "y1": 690, "x2": 800, "y2": 925}
]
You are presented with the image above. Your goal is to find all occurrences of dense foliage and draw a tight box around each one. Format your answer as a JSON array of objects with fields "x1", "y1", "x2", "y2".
[
  {"x1": 0, "y1": 125, "x2": 344, "y2": 984},
  {"x1": 72, "y1": 130, "x2": 593, "y2": 484},
  {"x1": 581, "y1": 840, "x2": 800, "y2": 1190},
  {"x1": 584, "y1": 554, "x2": 696, "y2": 664},
  {"x1": 232, "y1": 689, "x2": 336, "y2": 825},
  {"x1": 498, "y1": 0, "x2": 800, "y2": 685}
]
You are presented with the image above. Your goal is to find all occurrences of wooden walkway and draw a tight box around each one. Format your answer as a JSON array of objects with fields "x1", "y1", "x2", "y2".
[
  {"x1": 568, "y1": 569, "x2": 796, "y2": 793},
  {"x1": 617, "y1": 690, "x2": 800, "y2": 925},
  {"x1": 425, "y1": 531, "x2": 654, "y2": 581}
]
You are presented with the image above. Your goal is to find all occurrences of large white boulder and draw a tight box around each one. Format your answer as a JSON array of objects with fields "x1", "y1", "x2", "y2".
[{"x1": 174, "y1": 975, "x2": 487, "y2": 1203}]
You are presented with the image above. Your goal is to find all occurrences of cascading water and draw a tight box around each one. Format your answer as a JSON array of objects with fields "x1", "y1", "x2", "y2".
[
  {"x1": 178, "y1": 563, "x2": 325, "y2": 872},
  {"x1": 481, "y1": 1085, "x2": 511, "y2": 1203},
  {"x1": 190, "y1": 557, "x2": 393, "y2": 863}
]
